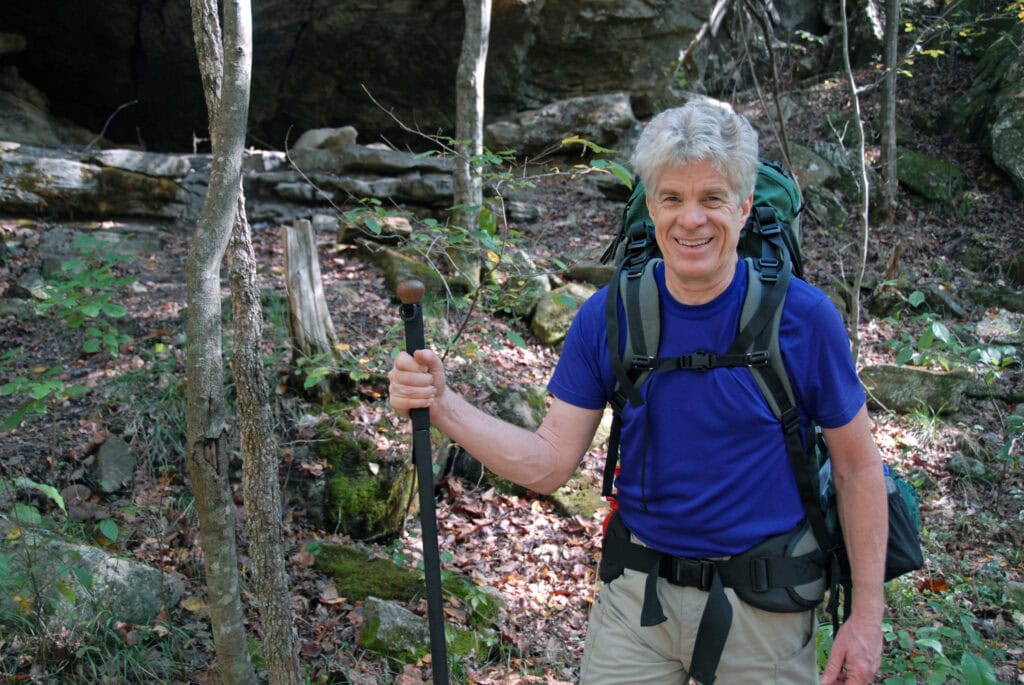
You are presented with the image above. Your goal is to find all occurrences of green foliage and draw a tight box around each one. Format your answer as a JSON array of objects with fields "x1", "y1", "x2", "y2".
[
  {"x1": 36, "y1": 236, "x2": 135, "y2": 357},
  {"x1": 886, "y1": 298, "x2": 1020, "y2": 381},
  {"x1": 0, "y1": 361, "x2": 90, "y2": 431}
]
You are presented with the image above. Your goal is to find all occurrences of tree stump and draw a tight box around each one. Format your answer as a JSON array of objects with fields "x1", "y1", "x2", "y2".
[{"x1": 283, "y1": 219, "x2": 338, "y2": 397}]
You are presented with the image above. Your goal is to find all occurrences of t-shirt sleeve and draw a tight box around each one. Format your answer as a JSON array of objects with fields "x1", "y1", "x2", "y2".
[
  {"x1": 547, "y1": 291, "x2": 611, "y2": 411},
  {"x1": 784, "y1": 290, "x2": 866, "y2": 429}
]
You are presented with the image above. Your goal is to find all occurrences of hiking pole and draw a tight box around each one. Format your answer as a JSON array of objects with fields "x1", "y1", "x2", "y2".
[{"x1": 397, "y1": 279, "x2": 449, "y2": 685}]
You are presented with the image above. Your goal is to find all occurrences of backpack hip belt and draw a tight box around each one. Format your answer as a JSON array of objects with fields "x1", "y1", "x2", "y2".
[{"x1": 598, "y1": 511, "x2": 826, "y2": 685}]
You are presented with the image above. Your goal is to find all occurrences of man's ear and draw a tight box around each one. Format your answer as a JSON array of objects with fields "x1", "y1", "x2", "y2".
[{"x1": 740, "y1": 193, "x2": 754, "y2": 221}]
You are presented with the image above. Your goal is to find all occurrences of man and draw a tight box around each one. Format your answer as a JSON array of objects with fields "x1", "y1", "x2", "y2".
[{"x1": 388, "y1": 98, "x2": 886, "y2": 684}]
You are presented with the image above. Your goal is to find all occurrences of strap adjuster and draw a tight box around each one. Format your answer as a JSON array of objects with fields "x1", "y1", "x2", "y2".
[
  {"x1": 750, "y1": 558, "x2": 769, "y2": 592},
  {"x1": 746, "y1": 351, "x2": 770, "y2": 367},
  {"x1": 630, "y1": 355, "x2": 655, "y2": 371},
  {"x1": 781, "y1": 406, "x2": 801, "y2": 434}
]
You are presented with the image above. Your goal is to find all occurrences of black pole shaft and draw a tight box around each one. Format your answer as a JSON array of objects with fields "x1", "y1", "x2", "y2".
[{"x1": 399, "y1": 286, "x2": 449, "y2": 685}]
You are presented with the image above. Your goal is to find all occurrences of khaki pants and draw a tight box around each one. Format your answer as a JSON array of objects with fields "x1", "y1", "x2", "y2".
[{"x1": 579, "y1": 566, "x2": 818, "y2": 684}]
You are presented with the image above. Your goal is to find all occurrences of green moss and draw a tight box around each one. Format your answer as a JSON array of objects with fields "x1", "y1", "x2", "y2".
[
  {"x1": 358, "y1": 611, "x2": 428, "y2": 663},
  {"x1": 448, "y1": 626, "x2": 495, "y2": 661},
  {"x1": 314, "y1": 544, "x2": 423, "y2": 602},
  {"x1": 96, "y1": 168, "x2": 180, "y2": 213},
  {"x1": 319, "y1": 425, "x2": 415, "y2": 540}
]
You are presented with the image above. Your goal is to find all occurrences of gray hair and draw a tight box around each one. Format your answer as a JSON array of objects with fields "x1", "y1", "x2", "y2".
[{"x1": 631, "y1": 98, "x2": 759, "y2": 203}]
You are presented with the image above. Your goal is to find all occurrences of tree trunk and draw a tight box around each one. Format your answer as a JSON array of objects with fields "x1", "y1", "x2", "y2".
[
  {"x1": 452, "y1": 0, "x2": 492, "y2": 232},
  {"x1": 880, "y1": 0, "x2": 900, "y2": 223},
  {"x1": 185, "y1": 1, "x2": 257, "y2": 683},
  {"x1": 839, "y1": 0, "x2": 871, "y2": 364},
  {"x1": 229, "y1": 194, "x2": 303, "y2": 685},
  {"x1": 449, "y1": 0, "x2": 493, "y2": 293}
]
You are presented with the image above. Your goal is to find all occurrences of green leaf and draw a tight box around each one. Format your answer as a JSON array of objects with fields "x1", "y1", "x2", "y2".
[
  {"x1": 65, "y1": 385, "x2": 90, "y2": 398},
  {"x1": 12, "y1": 503, "x2": 42, "y2": 526},
  {"x1": 507, "y1": 331, "x2": 527, "y2": 349},
  {"x1": 98, "y1": 519, "x2": 119, "y2": 543},
  {"x1": 895, "y1": 346, "x2": 914, "y2": 365},
  {"x1": 13, "y1": 476, "x2": 67, "y2": 515},
  {"x1": 931, "y1": 321, "x2": 951, "y2": 344},
  {"x1": 908, "y1": 291, "x2": 926, "y2": 307},
  {"x1": 102, "y1": 303, "x2": 127, "y2": 318},
  {"x1": 959, "y1": 652, "x2": 997, "y2": 685},
  {"x1": 3, "y1": 401, "x2": 39, "y2": 431},
  {"x1": 915, "y1": 638, "x2": 943, "y2": 653},
  {"x1": 917, "y1": 327, "x2": 934, "y2": 350},
  {"x1": 82, "y1": 338, "x2": 101, "y2": 354},
  {"x1": 56, "y1": 580, "x2": 77, "y2": 604},
  {"x1": 72, "y1": 565, "x2": 94, "y2": 590},
  {"x1": 30, "y1": 382, "x2": 56, "y2": 400},
  {"x1": 81, "y1": 303, "x2": 101, "y2": 318}
]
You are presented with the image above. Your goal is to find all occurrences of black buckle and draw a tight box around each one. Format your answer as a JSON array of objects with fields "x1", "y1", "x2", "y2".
[
  {"x1": 681, "y1": 352, "x2": 714, "y2": 370},
  {"x1": 666, "y1": 558, "x2": 716, "y2": 591}
]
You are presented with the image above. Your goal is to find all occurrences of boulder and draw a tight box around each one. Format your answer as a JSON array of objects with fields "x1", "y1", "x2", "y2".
[
  {"x1": 859, "y1": 364, "x2": 973, "y2": 414},
  {"x1": 531, "y1": 282, "x2": 597, "y2": 346},
  {"x1": 948, "y1": 23, "x2": 1024, "y2": 193},
  {"x1": 0, "y1": 517, "x2": 184, "y2": 631},
  {"x1": 485, "y1": 93, "x2": 636, "y2": 156},
  {"x1": 896, "y1": 150, "x2": 966, "y2": 205},
  {"x1": 94, "y1": 435, "x2": 136, "y2": 494}
]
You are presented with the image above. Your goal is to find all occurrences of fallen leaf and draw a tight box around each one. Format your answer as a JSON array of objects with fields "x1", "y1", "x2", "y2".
[{"x1": 181, "y1": 596, "x2": 207, "y2": 613}]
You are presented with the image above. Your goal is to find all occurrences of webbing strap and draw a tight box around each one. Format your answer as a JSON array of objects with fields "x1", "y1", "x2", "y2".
[
  {"x1": 602, "y1": 412, "x2": 622, "y2": 498},
  {"x1": 651, "y1": 350, "x2": 769, "y2": 373},
  {"x1": 691, "y1": 572, "x2": 730, "y2": 685},
  {"x1": 728, "y1": 256, "x2": 792, "y2": 358}
]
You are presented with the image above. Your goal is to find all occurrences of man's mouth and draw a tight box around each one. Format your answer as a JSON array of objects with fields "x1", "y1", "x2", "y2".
[{"x1": 676, "y1": 237, "x2": 712, "y2": 247}]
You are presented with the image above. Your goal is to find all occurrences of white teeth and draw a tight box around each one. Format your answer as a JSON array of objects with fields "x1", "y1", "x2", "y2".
[{"x1": 677, "y1": 237, "x2": 712, "y2": 247}]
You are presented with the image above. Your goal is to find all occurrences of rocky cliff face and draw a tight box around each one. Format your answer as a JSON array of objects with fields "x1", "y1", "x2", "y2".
[{"x1": 0, "y1": 0, "x2": 710, "y2": 152}]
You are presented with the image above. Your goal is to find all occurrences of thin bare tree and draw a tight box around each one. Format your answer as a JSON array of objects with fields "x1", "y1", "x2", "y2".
[
  {"x1": 839, "y1": 0, "x2": 872, "y2": 363},
  {"x1": 880, "y1": 0, "x2": 900, "y2": 223},
  {"x1": 185, "y1": 0, "x2": 257, "y2": 680},
  {"x1": 452, "y1": 0, "x2": 493, "y2": 234},
  {"x1": 190, "y1": 1, "x2": 303, "y2": 682}
]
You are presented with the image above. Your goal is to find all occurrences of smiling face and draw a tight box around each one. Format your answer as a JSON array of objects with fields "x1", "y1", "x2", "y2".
[{"x1": 646, "y1": 158, "x2": 753, "y2": 305}]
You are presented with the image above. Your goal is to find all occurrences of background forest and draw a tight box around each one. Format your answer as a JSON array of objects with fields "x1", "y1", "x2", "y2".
[{"x1": 0, "y1": 0, "x2": 1023, "y2": 684}]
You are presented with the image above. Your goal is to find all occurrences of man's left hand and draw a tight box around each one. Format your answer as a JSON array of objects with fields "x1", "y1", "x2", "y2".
[{"x1": 820, "y1": 612, "x2": 882, "y2": 684}]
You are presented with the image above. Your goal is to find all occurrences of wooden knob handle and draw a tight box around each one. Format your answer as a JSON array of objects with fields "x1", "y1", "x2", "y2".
[{"x1": 397, "y1": 280, "x2": 425, "y2": 305}]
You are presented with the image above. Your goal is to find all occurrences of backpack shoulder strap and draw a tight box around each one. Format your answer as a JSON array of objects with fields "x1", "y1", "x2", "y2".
[
  {"x1": 736, "y1": 256, "x2": 833, "y2": 553},
  {"x1": 603, "y1": 256, "x2": 659, "y2": 499}
]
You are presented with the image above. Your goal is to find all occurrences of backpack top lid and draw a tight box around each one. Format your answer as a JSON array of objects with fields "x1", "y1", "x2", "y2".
[{"x1": 609, "y1": 158, "x2": 803, "y2": 279}]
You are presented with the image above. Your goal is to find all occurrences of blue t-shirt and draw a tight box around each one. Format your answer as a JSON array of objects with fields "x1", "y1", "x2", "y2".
[{"x1": 548, "y1": 259, "x2": 865, "y2": 557}]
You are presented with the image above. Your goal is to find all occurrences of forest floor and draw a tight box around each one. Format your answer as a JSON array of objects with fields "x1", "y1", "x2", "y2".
[{"x1": 1, "y1": 57, "x2": 1023, "y2": 684}]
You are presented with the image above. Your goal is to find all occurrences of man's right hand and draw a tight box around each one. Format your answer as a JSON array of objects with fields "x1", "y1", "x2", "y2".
[{"x1": 387, "y1": 349, "x2": 446, "y2": 418}]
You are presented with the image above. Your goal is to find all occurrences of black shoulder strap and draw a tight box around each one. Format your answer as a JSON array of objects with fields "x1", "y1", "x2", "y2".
[{"x1": 734, "y1": 255, "x2": 833, "y2": 554}]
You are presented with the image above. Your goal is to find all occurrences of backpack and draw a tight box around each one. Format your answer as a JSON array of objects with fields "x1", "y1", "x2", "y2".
[{"x1": 596, "y1": 159, "x2": 923, "y2": 683}]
